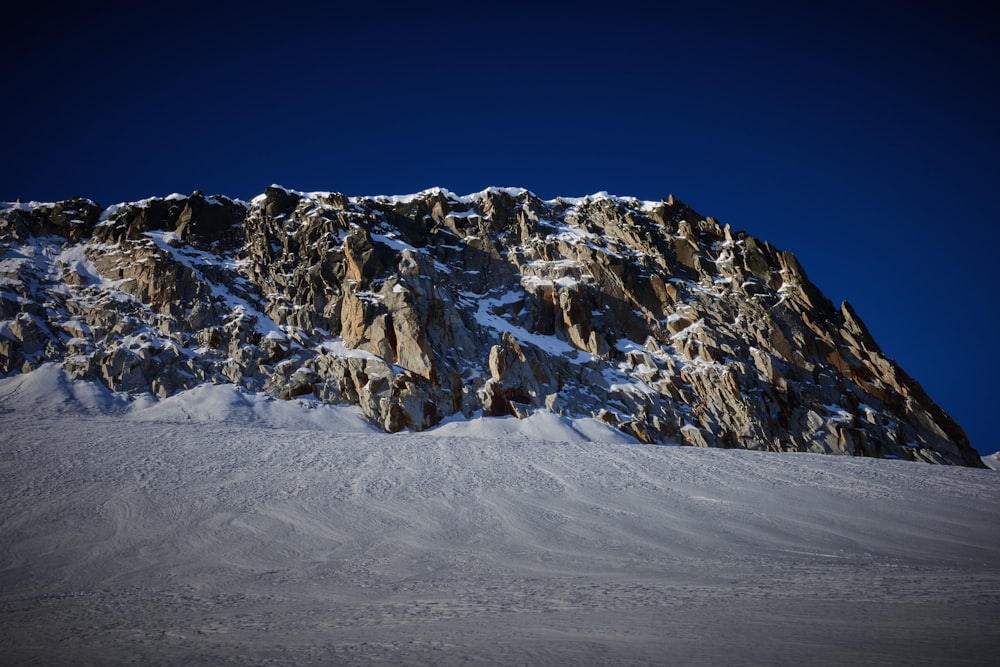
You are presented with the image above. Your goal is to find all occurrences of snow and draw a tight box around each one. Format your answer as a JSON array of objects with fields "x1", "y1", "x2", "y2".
[
  {"x1": 472, "y1": 288, "x2": 595, "y2": 363},
  {"x1": 251, "y1": 184, "x2": 296, "y2": 204},
  {"x1": 367, "y1": 186, "x2": 531, "y2": 206},
  {"x1": 460, "y1": 186, "x2": 531, "y2": 202},
  {"x1": 602, "y1": 366, "x2": 657, "y2": 396},
  {"x1": 2, "y1": 371, "x2": 999, "y2": 664},
  {"x1": 549, "y1": 220, "x2": 597, "y2": 243},
  {"x1": 0, "y1": 362, "x2": 129, "y2": 415},
  {"x1": 53, "y1": 242, "x2": 124, "y2": 291},
  {"x1": 128, "y1": 382, "x2": 379, "y2": 432},
  {"x1": 350, "y1": 186, "x2": 657, "y2": 211},
  {"x1": 444, "y1": 209, "x2": 481, "y2": 219},
  {"x1": 521, "y1": 273, "x2": 583, "y2": 291},
  {"x1": 1, "y1": 199, "x2": 99, "y2": 212},
  {"x1": 544, "y1": 191, "x2": 660, "y2": 211},
  {"x1": 316, "y1": 337, "x2": 381, "y2": 362},
  {"x1": 427, "y1": 410, "x2": 640, "y2": 444},
  {"x1": 360, "y1": 186, "x2": 540, "y2": 206},
  {"x1": 369, "y1": 231, "x2": 417, "y2": 253}
]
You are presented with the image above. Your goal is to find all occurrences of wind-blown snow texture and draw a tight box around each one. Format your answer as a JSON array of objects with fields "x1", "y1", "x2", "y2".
[{"x1": 1, "y1": 368, "x2": 998, "y2": 665}]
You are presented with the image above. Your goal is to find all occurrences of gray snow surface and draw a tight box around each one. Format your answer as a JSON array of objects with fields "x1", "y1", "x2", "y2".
[{"x1": 1, "y1": 366, "x2": 998, "y2": 665}]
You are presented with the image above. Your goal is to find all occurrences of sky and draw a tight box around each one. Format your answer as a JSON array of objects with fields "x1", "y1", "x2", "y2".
[{"x1": 3, "y1": 1, "x2": 998, "y2": 454}]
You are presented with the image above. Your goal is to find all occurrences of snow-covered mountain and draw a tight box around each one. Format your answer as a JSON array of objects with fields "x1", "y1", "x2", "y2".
[{"x1": 0, "y1": 186, "x2": 981, "y2": 465}]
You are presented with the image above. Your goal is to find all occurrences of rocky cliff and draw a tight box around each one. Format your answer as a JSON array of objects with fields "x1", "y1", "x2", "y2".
[{"x1": 0, "y1": 186, "x2": 982, "y2": 466}]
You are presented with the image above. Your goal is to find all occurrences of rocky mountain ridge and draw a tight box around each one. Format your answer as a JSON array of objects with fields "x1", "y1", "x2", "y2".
[{"x1": 0, "y1": 186, "x2": 982, "y2": 466}]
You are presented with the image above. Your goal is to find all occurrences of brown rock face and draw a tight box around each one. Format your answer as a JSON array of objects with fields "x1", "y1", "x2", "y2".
[{"x1": 0, "y1": 186, "x2": 983, "y2": 466}]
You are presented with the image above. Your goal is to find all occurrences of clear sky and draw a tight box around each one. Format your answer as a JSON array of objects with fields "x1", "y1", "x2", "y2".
[{"x1": 3, "y1": 1, "x2": 997, "y2": 454}]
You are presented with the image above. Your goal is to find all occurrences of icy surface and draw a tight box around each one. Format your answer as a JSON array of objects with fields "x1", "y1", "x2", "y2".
[{"x1": 1, "y1": 367, "x2": 999, "y2": 665}]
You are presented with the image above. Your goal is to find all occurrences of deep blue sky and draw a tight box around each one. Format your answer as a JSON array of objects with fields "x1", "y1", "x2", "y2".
[{"x1": 4, "y1": 1, "x2": 998, "y2": 454}]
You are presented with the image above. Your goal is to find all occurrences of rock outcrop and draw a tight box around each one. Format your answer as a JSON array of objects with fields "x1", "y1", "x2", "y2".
[{"x1": 0, "y1": 186, "x2": 983, "y2": 466}]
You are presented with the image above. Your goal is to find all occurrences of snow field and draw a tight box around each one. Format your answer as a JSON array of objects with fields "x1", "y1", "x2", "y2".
[{"x1": 1, "y1": 369, "x2": 999, "y2": 665}]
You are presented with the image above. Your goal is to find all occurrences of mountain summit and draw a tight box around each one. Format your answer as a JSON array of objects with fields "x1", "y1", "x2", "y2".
[{"x1": 0, "y1": 186, "x2": 981, "y2": 466}]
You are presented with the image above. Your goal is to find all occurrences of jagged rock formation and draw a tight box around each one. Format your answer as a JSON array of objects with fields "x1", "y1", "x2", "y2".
[{"x1": 0, "y1": 186, "x2": 982, "y2": 466}]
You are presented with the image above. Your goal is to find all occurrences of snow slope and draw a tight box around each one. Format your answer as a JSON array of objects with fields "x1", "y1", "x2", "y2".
[{"x1": 2, "y1": 368, "x2": 999, "y2": 665}]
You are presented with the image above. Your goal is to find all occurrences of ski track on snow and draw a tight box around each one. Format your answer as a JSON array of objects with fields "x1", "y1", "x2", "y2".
[{"x1": 1, "y1": 374, "x2": 999, "y2": 665}]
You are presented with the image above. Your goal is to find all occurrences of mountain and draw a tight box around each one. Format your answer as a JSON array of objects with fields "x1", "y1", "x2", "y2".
[{"x1": 0, "y1": 185, "x2": 981, "y2": 466}]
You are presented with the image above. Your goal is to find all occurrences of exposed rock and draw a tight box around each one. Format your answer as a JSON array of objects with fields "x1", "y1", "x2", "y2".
[{"x1": 0, "y1": 186, "x2": 983, "y2": 466}]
